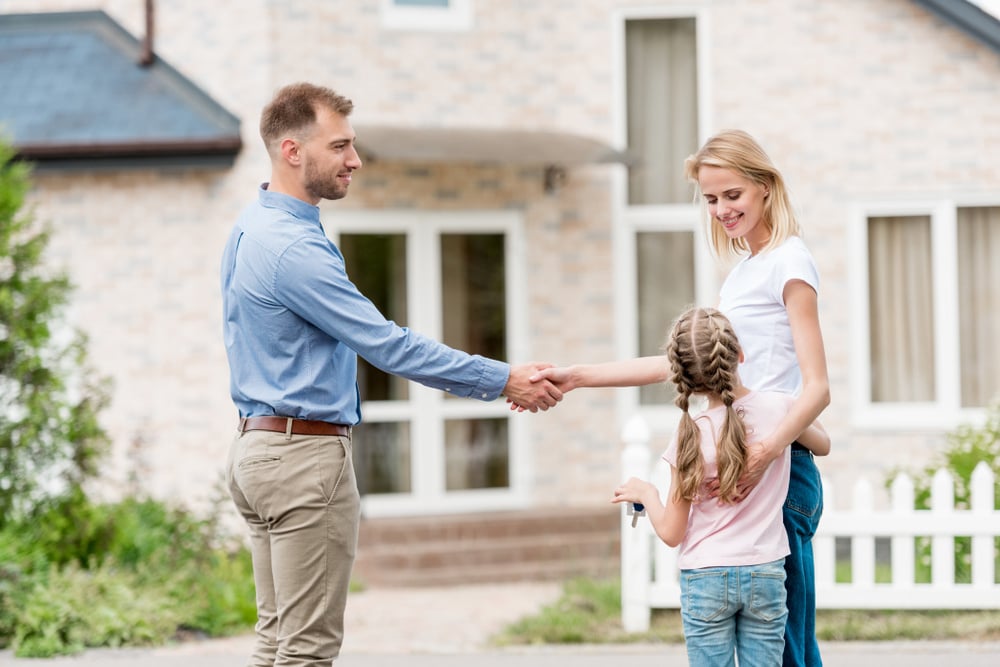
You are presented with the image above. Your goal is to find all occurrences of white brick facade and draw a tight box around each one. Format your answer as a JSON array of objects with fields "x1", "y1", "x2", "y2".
[{"x1": 9, "y1": 0, "x2": 1000, "y2": 512}]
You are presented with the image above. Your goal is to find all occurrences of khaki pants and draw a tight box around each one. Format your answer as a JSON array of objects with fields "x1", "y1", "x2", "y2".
[{"x1": 226, "y1": 429, "x2": 361, "y2": 666}]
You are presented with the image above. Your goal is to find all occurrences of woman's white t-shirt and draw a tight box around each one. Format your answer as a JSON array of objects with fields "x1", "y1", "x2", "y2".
[{"x1": 717, "y1": 236, "x2": 819, "y2": 396}]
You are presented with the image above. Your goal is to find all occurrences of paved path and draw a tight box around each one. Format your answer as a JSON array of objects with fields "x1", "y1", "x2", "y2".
[
  {"x1": 3, "y1": 583, "x2": 999, "y2": 665},
  {"x1": 5, "y1": 640, "x2": 1000, "y2": 666}
]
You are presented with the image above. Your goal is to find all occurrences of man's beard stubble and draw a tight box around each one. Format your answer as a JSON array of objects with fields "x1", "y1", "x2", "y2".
[{"x1": 303, "y1": 161, "x2": 348, "y2": 202}]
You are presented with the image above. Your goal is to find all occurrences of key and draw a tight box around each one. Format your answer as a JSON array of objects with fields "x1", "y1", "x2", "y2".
[{"x1": 630, "y1": 502, "x2": 645, "y2": 528}]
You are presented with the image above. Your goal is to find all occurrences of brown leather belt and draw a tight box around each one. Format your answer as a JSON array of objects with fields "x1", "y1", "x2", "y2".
[{"x1": 238, "y1": 416, "x2": 351, "y2": 437}]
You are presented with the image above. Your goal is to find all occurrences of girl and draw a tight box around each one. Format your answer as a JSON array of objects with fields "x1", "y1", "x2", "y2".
[
  {"x1": 611, "y1": 306, "x2": 829, "y2": 667},
  {"x1": 532, "y1": 129, "x2": 831, "y2": 665}
]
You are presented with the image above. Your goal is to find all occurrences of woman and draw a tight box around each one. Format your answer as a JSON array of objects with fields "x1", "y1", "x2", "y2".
[{"x1": 533, "y1": 130, "x2": 831, "y2": 665}]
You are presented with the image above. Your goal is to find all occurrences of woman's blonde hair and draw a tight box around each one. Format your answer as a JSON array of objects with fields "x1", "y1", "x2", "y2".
[
  {"x1": 666, "y1": 306, "x2": 747, "y2": 504},
  {"x1": 683, "y1": 129, "x2": 800, "y2": 260}
]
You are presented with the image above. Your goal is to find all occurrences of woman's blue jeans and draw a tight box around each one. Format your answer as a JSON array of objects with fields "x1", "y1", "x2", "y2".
[
  {"x1": 679, "y1": 558, "x2": 788, "y2": 667},
  {"x1": 783, "y1": 444, "x2": 824, "y2": 666}
]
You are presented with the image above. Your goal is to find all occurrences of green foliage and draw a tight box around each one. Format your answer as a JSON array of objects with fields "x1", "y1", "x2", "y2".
[
  {"x1": 908, "y1": 401, "x2": 1000, "y2": 511},
  {"x1": 495, "y1": 577, "x2": 1000, "y2": 647},
  {"x1": 0, "y1": 140, "x2": 256, "y2": 657},
  {"x1": 887, "y1": 401, "x2": 1000, "y2": 583},
  {"x1": 13, "y1": 562, "x2": 180, "y2": 658},
  {"x1": 0, "y1": 493, "x2": 256, "y2": 657},
  {"x1": 494, "y1": 578, "x2": 684, "y2": 646},
  {"x1": 0, "y1": 141, "x2": 110, "y2": 525}
]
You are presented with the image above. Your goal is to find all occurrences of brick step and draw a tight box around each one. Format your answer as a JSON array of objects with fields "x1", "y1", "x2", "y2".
[
  {"x1": 352, "y1": 508, "x2": 621, "y2": 587},
  {"x1": 357, "y1": 555, "x2": 618, "y2": 587},
  {"x1": 358, "y1": 531, "x2": 619, "y2": 569},
  {"x1": 358, "y1": 507, "x2": 619, "y2": 546}
]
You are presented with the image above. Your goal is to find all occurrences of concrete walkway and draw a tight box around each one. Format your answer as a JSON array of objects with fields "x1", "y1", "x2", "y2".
[{"x1": 3, "y1": 583, "x2": 999, "y2": 665}]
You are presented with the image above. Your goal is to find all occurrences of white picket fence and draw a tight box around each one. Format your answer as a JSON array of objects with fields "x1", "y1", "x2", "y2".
[{"x1": 619, "y1": 416, "x2": 1000, "y2": 633}]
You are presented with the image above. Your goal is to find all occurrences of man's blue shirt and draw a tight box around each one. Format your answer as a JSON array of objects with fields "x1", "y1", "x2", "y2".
[{"x1": 221, "y1": 185, "x2": 510, "y2": 424}]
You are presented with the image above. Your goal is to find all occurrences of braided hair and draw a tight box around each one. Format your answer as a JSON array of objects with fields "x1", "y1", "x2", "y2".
[{"x1": 665, "y1": 306, "x2": 748, "y2": 504}]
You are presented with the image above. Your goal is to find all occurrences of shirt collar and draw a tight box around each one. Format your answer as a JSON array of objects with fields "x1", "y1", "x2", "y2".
[{"x1": 258, "y1": 183, "x2": 321, "y2": 223}]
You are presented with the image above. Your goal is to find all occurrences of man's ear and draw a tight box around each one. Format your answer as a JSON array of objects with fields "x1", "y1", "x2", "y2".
[
  {"x1": 738, "y1": 347, "x2": 745, "y2": 364},
  {"x1": 280, "y1": 138, "x2": 301, "y2": 166}
]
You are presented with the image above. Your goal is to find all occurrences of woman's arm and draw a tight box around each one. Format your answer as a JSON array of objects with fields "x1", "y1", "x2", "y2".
[
  {"x1": 531, "y1": 355, "x2": 668, "y2": 392},
  {"x1": 796, "y1": 419, "x2": 830, "y2": 456},
  {"x1": 612, "y1": 468, "x2": 690, "y2": 548}
]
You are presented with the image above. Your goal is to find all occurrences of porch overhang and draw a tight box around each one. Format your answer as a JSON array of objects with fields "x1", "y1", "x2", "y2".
[{"x1": 353, "y1": 125, "x2": 632, "y2": 193}]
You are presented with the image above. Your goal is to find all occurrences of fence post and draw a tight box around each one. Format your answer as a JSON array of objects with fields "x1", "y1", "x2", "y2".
[
  {"x1": 621, "y1": 415, "x2": 652, "y2": 633},
  {"x1": 890, "y1": 473, "x2": 915, "y2": 588},
  {"x1": 971, "y1": 462, "x2": 995, "y2": 588},
  {"x1": 931, "y1": 468, "x2": 955, "y2": 587},
  {"x1": 852, "y1": 478, "x2": 875, "y2": 586}
]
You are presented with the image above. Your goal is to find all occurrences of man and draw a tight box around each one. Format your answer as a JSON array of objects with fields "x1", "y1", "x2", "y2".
[{"x1": 221, "y1": 82, "x2": 562, "y2": 666}]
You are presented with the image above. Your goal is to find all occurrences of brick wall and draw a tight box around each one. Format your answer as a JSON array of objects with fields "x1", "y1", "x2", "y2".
[{"x1": 9, "y1": 0, "x2": 1000, "y2": 512}]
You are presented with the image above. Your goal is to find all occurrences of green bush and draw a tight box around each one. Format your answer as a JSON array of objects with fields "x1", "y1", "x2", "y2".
[
  {"x1": 890, "y1": 401, "x2": 1000, "y2": 583},
  {"x1": 13, "y1": 562, "x2": 180, "y2": 658},
  {"x1": 0, "y1": 140, "x2": 256, "y2": 657},
  {"x1": 0, "y1": 492, "x2": 256, "y2": 656},
  {"x1": 0, "y1": 142, "x2": 110, "y2": 526}
]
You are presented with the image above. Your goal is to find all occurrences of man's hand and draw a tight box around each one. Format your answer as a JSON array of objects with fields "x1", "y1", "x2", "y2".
[{"x1": 503, "y1": 362, "x2": 563, "y2": 413}]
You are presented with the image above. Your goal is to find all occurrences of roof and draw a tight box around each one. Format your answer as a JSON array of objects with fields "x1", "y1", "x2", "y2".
[
  {"x1": 0, "y1": 10, "x2": 242, "y2": 170},
  {"x1": 913, "y1": 0, "x2": 1000, "y2": 54}
]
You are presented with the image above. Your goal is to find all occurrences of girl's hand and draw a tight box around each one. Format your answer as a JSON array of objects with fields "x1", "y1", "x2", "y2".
[{"x1": 612, "y1": 477, "x2": 656, "y2": 505}]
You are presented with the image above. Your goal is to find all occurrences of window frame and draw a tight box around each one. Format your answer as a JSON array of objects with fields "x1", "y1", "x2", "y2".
[
  {"x1": 328, "y1": 209, "x2": 530, "y2": 517},
  {"x1": 611, "y1": 7, "x2": 715, "y2": 433},
  {"x1": 849, "y1": 196, "x2": 998, "y2": 431},
  {"x1": 379, "y1": 0, "x2": 473, "y2": 31}
]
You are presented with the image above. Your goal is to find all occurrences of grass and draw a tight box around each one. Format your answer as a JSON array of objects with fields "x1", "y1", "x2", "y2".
[{"x1": 492, "y1": 578, "x2": 1000, "y2": 647}]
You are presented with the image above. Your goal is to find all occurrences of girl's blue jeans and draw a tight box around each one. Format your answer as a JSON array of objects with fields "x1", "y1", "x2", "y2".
[
  {"x1": 783, "y1": 443, "x2": 824, "y2": 666},
  {"x1": 679, "y1": 558, "x2": 788, "y2": 667}
]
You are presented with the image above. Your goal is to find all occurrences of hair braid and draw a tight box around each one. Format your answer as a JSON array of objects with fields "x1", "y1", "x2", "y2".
[
  {"x1": 664, "y1": 306, "x2": 749, "y2": 504},
  {"x1": 666, "y1": 310, "x2": 704, "y2": 501}
]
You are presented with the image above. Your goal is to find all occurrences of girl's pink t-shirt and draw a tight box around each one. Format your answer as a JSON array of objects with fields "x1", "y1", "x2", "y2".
[{"x1": 663, "y1": 390, "x2": 793, "y2": 570}]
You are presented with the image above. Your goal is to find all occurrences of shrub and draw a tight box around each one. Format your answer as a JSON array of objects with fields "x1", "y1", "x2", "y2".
[
  {"x1": 891, "y1": 401, "x2": 1000, "y2": 583},
  {"x1": 0, "y1": 142, "x2": 110, "y2": 526},
  {"x1": 13, "y1": 562, "x2": 180, "y2": 658},
  {"x1": 0, "y1": 492, "x2": 256, "y2": 656}
]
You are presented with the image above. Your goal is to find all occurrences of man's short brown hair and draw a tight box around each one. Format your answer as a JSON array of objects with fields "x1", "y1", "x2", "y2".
[{"x1": 259, "y1": 82, "x2": 354, "y2": 152}]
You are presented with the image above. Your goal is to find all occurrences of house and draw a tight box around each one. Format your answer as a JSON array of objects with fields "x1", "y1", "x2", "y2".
[{"x1": 1, "y1": 0, "x2": 997, "y2": 585}]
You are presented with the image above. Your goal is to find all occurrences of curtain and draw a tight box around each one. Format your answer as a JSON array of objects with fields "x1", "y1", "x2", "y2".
[
  {"x1": 625, "y1": 18, "x2": 698, "y2": 205},
  {"x1": 867, "y1": 216, "x2": 935, "y2": 402},
  {"x1": 957, "y1": 207, "x2": 1000, "y2": 407},
  {"x1": 637, "y1": 231, "x2": 695, "y2": 406}
]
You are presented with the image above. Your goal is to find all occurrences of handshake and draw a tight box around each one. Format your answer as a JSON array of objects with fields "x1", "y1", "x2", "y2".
[{"x1": 501, "y1": 363, "x2": 574, "y2": 413}]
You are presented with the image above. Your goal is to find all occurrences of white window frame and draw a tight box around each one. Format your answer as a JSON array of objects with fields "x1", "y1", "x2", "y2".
[
  {"x1": 611, "y1": 6, "x2": 716, "y2": 434},
  {"x1": 848, "y1": 196, "x2": 997, "y2": 432},
  {"x1": 380, "y1": 0, "x2": 473, "y2": 31},
  {"x1": 328, "y1": 209, "x2": 530, "y2": 517}
]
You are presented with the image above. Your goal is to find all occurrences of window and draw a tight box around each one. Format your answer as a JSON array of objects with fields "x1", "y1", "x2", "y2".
[
  {"x1": 625, "y1": 17, "x2": 699, "y2": 205},
  {"x1": 380, "y1": 0, "x2": 472, "y2": 31},
  {"x1": 616, "y1": 11, "x2": 712, "y2": 425},
  {"x1": 851, "y1": 202, "x2": 1000, "y2": 428},
  {"x1": 332, "y1": 211, "x2": 527, "y2": 515}
]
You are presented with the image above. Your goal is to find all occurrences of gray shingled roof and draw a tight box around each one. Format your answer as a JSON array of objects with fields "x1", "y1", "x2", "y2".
[
  {"x1": 0, "y1": 10, "x2": 241, "y2": 169},
  {"x1": 914, "y1": 0, "x2": 1000, "y2": 54}
]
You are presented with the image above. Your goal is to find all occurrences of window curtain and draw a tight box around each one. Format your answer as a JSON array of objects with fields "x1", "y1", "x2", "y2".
[
  {"x1": 867, "y1": 216, "x2": 935, "y2": 402},
  {"x1": 957, "y1": 207, "x2": 1000, "y2": 407},
  {"x1": 625, "y1": 18, "x2": 698, "y2": 205},
  {"x1": 637, "y1": 231, "x2": 695, "y2": 406}
]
